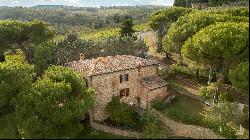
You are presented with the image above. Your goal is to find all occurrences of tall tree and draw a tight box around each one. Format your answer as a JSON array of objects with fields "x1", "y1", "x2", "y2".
[
  {"x1": 229, "y1": 61, "x2": 249, "y2": 95},
  {"x1": 119, "y1": 17, "x2": 135, "y2": 37},
  {"x1": 0, "y1": 20, "x2": 55, "y2": 63},
  {"x1": 149, "y1": 7, "x2": 193, "y2": 54},
  {"x1": 16, "y1": 66, "x2": 94, "y2": 139},
  {"x1": 182, "y1": 22, "x2": 248, "y2": 101},
  {"x1": 0, "y1": 61, "x2": 35, "y2": 112},
  {"x1": 163, "y1": 12, "x2": 248, "y2": 61}
]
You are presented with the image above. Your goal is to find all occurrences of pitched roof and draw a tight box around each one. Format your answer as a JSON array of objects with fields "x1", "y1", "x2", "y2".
[
  {"x1": 66, "y1": 55, "x2": 159, "y2": 76},
  {"x1": 140, "y1": 75, "x2": 167, "y2": 90}
]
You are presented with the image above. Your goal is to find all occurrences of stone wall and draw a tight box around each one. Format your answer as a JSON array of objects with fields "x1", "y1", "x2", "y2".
[
  {"x1": 141, "y1": 86, "x2": 168, "y2": 109},
  {"x1": 90, "y1": 121, "x2": 140, "y2": 138},
  {"x1": 151, "y1": 109, "x2": 224, "y2": 139},
  {"x1": 89, "y1": 65, "x2": 158, "y2": 122},
  {"x1": 140, "y1": 65, "x2": 157, "y2": 78}
]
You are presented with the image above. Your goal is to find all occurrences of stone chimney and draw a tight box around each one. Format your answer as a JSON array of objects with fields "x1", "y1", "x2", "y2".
[{"x1": 80, "y1": 53, "x2": 84, "y2": 61}]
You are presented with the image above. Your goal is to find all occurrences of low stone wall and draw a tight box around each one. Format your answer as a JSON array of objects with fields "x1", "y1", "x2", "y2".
[
  {"x1": 90, "y1": 121, "x2": 140, "y2": 138},
  {"x1": 151, "y1": 109, "x2": 225, "y2": 139}
]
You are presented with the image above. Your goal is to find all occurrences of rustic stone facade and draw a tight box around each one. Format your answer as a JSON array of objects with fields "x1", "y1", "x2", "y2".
[
  {"x1": 66, "y1": 55, "x2": 168, "y2": 122},
  {"x1": 191, "y1": 3, "x2": 208, "y2": 9}
]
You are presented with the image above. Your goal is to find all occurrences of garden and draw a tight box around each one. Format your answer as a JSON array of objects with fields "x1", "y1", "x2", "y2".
[{"x1": 152, "y1": 93, "x2": 249, "y2": 139}]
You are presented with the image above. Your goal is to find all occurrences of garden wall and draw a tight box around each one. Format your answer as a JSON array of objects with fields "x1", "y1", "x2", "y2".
[
  {"x1": 151, "y1": 109, "x2": 225, "y2": 139},
  {"x1": 89, "y1": 119, "x2": 140, "y2": 138}
]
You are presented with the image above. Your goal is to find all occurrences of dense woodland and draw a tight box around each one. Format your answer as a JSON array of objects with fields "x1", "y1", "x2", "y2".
[
  {"x1": 0, "y1": 5, "x2": 164, "y2": 34},
  {"x1": 0, "y1": 1, "x2": 249, "y2": 139}
]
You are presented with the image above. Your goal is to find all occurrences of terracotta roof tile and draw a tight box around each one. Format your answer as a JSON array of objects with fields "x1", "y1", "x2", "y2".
[
  {"x1": 140, "y1": 75, "x2": 167, "y2": 90},
  {"x1": 66, "y1": 55, "x2": 159, "y2": 76}
]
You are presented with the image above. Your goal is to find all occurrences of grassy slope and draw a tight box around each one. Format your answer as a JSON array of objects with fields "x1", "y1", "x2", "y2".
[{"x1": 160, "y1": 94, "x2": 209, "y2": 126}]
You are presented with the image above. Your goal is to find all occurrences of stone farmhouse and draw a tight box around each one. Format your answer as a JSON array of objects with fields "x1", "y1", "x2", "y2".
[
  {"x1": 191, "y1": 2, "x2": 208, "y2": 9},
  {"x1": 66, "y1": 54, "x2": 168, "y2": 122}
]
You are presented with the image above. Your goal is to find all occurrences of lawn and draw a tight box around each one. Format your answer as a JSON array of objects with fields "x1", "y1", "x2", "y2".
[
  {"x1": 154, "y1": 93, "x2": 242, "y2": 139},
  {"x1": 76, "y1": 127, "x2": 132, "y2": 139},
  {"x1": 159, "y1": 93, "x2": 210, "y2": 126}
]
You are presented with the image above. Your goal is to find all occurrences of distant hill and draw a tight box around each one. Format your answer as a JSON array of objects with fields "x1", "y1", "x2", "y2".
[
  {"x1": 32, "y1": 5, "x2": 66, "y2": 9},
  {"x1": 0, "y1": 6, "x2": 9, "y2": 9}
]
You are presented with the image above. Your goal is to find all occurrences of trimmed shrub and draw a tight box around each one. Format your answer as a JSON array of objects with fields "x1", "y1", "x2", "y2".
[
  {"x1": 151, "y1": 99, "x2": 166, "y2": 111},
  {"x1": 139, "y1": 110, "x2": 168, "y2": 139},
  {"x1": 168, "y1": 63, "x2": 208, "y2": 80},
  {"x1": 105, "y1": 96, "x2": 138, "y2": 127},
  {"x1": 199, "y1": 86, "x2": 214, "y2": 100}
]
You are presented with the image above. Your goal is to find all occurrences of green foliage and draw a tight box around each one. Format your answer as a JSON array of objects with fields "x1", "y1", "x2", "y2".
[
  {"x1": 163, "y1": 11, "x2": 248, "y2": 54},
  {"x1": 140, "y1": 121, "x2": 167, "y2": 139},
  {"x1": 199, "y1": 86, "x2": 214, "y2": 99},
  {"x1": 241, "y1": 105, "x2": 249, "y2": 129},
  {"x1": 151, "y1": 98, "x2": 166, "y2": 111},
  {"x1": 0, "y1": 113, "x2": 19, "y2": 139},
  {"x1": 0, "y1": 61, "x2": 35, "y2": 109},
  {"x1": 168, "y1": 63, "x2": 208, "y2": 79},
  {"x1": 0, "y1": 6, "x2": 163, "y2": 34},
  {"x1": 149, "y1": 7, "x2": 193, "y2": 51},
  {"x1": 209, "y1": 102, "x2": 243, "y2": 126},
  {"x1": 54, "y1": 34, "x2": 148, "y2": 65},
  {"x1": 79, "y1": 27, "x2": 119, "y2": 40},
  {"x1": 0, "y1": 20, "x2": 55, "y2": 48},
  {"x1": 16, "y1": 66, "x2": 94, "y2": 139},
  {"x1": 173, "y1": 0, "x2": 209, "y2": 7},
  {"x1": 119, "y1": 17, "x2": 135, "y2": 37},
  {"x1": 229, "y1": 62, "x2": 249, "y2": 95},
  {"x1": 77, "y1": 127, "x2": 130, "y2": 139},
  {"x1": 199, "y1": 85, "x2": 234, "y2": 102},
  {"x1": 0, "y1": 20, "x2": 55, "y2": 62},
  {"x1": 149, "y1": 7, "x2": 194, "y2": 36},
  {"x1": 182, "y1": 22, "x2": 249, "y2": 77},
  {"x1": 5, "y1": 49, "x2": 26, "y2": 63},
  {"x1": 139, "y1": 110, "x2": 168, "y2": 139},
  {"x1": 207, "y1": 0, "x2": 246, "y2": 6},
  {"x1": 218, "y1": 92, "x2": 234, "y2": 102},
  {"x1": 202, "y1": 117, "x2": 237, "y2": 139},
  {"x1": 34, "y1": 42, "x2": 55, "y2": 75},
  {"x1": 105, "y1": 96, "x2": 138, "y2": 127}
]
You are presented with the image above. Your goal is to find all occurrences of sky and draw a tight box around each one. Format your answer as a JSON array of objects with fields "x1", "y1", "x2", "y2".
[{"x1": 0, "y1": 0, "x2": 175, "y2": 7}]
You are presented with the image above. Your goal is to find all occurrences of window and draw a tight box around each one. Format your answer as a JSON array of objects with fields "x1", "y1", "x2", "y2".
[
  {"x1": 120, "y1": 88, "x2": 129, "y2": 98},
  {"x1": 124, "y1": 74, "x2": 129, "y2": 81},
  {"x1": 119, "y1": 74, "x2": 129, "y2": 83},
  {"x1": 120, "y1": 75, "x2": 123, "y2": 83},
  {"x1": 120, "y1": 89, "x2": 125, "y2": 98}
]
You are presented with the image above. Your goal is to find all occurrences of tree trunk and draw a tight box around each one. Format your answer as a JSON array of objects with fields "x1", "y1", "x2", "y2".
[
  {"x1": 208, "y1": 66, "x2": 213, "y2": 85},
  {"x1": 0, "y1": 50, "x2": 5, "y2": 62},
  {"x1": 19, "y1": 43, "x2": 33, "y2": 64},
  {"x1": 179, "y1": 53, "x2": 183, "y2": 63},
  {"x1": 195, "y1": 69, "x2": 199, "y2": 80}
]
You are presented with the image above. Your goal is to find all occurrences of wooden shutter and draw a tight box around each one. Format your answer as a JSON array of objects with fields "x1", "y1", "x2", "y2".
[
  {"x1": 125, "y1": 88, "x2": 129, "y2": 97},
  {"x1": 125, "y1": 74, "x2": 129, "y2": 81},
  {"x1": 120, "y1": 75, "x2": 123, "y2": 83}
]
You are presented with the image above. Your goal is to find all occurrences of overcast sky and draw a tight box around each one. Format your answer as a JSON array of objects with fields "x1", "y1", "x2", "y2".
[{"x1": 0, "y1": 0, "x2": 175, "y2": 7}]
